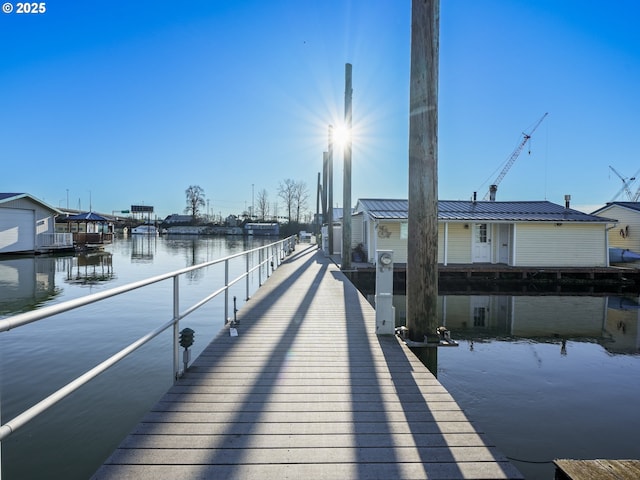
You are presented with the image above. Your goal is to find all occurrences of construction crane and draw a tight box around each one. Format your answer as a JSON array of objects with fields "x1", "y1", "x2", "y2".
[
  {"x1": 483, "y1": 112, "x2": 548, "y2": 201},
  {"x1": 609, "y1": 165, "x2": 640, "y2": 202}
]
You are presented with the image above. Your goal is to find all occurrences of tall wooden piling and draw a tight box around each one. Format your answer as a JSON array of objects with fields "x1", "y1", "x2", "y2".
[
  {"x1": 342, "y1": 63, "x2": 353, "y2": 270},
  {"x1": 407, "y1": 0, "x2": 439, "y2": 373},
  {"x1": 328, "y1": 126, "x2": 334, "y2": 254},
  {"x1": 322, "y1": 151, "x2": 328, "y2": 234},
  {"x1": 316, "y1": 172, "x2": 321, "y2": 236}
]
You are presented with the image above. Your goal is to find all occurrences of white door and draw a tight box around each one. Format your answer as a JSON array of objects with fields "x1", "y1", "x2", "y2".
[
  {"x1": 472, "y1": 223, "x2": 491, "y2": 263},
  {"x1": 0, "y1": 208, "x2": 35, "y2": 253},
  {"x1": 498, "y1": 224, "x2": 510, "y2": 264}
]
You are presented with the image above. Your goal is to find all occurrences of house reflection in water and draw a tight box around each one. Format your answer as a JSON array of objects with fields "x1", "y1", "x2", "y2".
[
  {"x1": 63, "y1": 251, "x2": 115, "y2": 286},
  {"x1": 131, "y1": 234, "x2": 156, "y2": 263},
  {"x1": 384, "y1": 294, "x2": 640, "y2": 355},
  {"x1": 0, "y1": 257, "x2": 59, "y2": 314}
]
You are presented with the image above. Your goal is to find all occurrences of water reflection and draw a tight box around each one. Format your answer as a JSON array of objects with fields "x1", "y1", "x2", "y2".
[
  {"x1": 0, "y1": 256, "x2": 60, "y2": 315},
  {"x1": 131, "y1": 234, "x2": 157, "y2": 262},
  {"x1": 376, "y1": 294, "x2": 640, "y2": 355},
  {"x1": 63, "y1": 252, "x2": 115, "y2": 286}
]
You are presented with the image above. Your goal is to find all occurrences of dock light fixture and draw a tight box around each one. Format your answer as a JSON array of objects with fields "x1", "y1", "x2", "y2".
[{"x1": 179, "y1": 327, "x2": 195, "y2": 372}]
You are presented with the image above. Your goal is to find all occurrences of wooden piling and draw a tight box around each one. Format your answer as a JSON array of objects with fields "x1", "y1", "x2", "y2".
[
  {"x1": 342, "y1": 63, "x2": 353, "y2": 270},
  {"x1": 406, "y1": 0, "x2": 440, "y2": 370},
  {"x1": 328, "y1": 126, "x2": 334, "y2": 254}
]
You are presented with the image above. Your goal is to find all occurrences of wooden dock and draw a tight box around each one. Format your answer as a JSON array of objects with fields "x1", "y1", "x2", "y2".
[
  {"x1": 554, "y1": 459, "x2": 640, "y2": 479},
  {"x1": 92, "y1": 245, "x2": 522, "y2": 479}
]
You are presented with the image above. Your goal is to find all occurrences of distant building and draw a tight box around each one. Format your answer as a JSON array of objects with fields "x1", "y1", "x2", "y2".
[
  {"x1": 244, "y1": 223, "x2": 279, "y2": 236},
  {"x1": 162, "y1": 214, "x2": 195, "y2": 225}
]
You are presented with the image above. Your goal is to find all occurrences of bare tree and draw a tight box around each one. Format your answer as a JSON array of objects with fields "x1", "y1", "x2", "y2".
[
  {"x1": 256, "y1": 188, "x2": 269, "y2": 221},
  {"x1": 278, "y1": 179, "x2": 296, "y2": 222},
  {"x1": 185, "y1": 185, "x2": 205, "y2": 222},
  {"x1": 294, "y1": 181, "x2": 309, "y2": 223}
]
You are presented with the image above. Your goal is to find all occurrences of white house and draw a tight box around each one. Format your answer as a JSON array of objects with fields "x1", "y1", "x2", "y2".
[
  {"x1": 351, "y1": 198, "x2": 615, "y2": 267},
  {"x1": 0, "y1": 193, "x2": 73, "y2": 254}
]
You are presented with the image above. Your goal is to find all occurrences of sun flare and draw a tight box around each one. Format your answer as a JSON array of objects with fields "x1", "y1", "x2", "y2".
[{"x1": 332, "y1": 123, "x2": 352, "y2": 148}]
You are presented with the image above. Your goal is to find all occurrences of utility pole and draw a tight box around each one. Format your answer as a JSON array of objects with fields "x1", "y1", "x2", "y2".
[
  {"x1": 327, "y1": 125, "x2": 334, "y2": 255},
  {"x1": 407, "y1": 0, "x2": 439, "y2": 373},
  {"x1": 342, "y1": 63, "x2": 353, "y2": 270}
]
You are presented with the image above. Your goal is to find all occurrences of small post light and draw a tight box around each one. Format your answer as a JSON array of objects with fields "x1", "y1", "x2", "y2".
[{"x1": 179, "y1": 327, "x2": 195, "y2": 372}]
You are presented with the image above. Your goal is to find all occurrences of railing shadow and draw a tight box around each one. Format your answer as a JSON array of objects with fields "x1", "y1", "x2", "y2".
[{"x1": 134, "y1": 246, "x2": 324, "y2": 477}]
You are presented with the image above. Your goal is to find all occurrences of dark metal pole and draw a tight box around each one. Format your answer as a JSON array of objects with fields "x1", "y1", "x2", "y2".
[
  {"x1": 407, "y1": 0, "x2": 439, "y2": 373},
  {"x1": 342, "y1": 63, "x2": 353, "y2": 270}
]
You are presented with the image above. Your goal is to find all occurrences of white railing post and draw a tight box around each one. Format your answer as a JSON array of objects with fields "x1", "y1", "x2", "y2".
[
  {"x1": 259, "y1": 248, "x2": 263, "y2": 286},
  {"x1": 172, "y1": 276, "x2": 180, "y2": 381},
  {"x1": 224, "y1": 259, "x2": 229, "y2": 323},
  {"x1": 245, "y1": 252, "x2": 250, "y2": 300}
]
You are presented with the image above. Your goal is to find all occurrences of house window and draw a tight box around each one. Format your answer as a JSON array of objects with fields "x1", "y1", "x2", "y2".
[
  {"x1": 400, "y1": 222, "x2": 408, "y2": 239},
  {"x1": 475, "y1": 223, "x2": 488, "y2": 243}
]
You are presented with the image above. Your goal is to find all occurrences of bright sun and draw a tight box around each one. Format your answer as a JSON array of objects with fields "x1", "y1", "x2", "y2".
[{"x1": 332, "y1": 124, "x2": 352, "y2": 148}]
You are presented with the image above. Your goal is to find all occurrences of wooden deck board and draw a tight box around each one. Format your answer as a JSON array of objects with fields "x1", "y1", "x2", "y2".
[
  {"x1": 92, "y1": 246, "x2": 523, "y2": 479},
  {"x1": 554, "y1": 459, "x2": 640, "y2": 479}
]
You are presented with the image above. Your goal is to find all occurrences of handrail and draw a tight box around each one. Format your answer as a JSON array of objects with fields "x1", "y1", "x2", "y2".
[{"x1": 0, "y1": 235, "x2": 296, "y2": 445}]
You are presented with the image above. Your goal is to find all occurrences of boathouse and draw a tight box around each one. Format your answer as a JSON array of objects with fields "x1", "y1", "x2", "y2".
[
  {"x1": 592, "y1": 202, "x2": 640, "y2": 253},
  {"x1": 244, "y1": 222, "x2": 279, "y2": 236},
  {"x1": 351, "y1": 198, "x2": 615, "y2": 267},
  {"x1": 0, "y1": 193, "x2": 73, "y2": 254}
]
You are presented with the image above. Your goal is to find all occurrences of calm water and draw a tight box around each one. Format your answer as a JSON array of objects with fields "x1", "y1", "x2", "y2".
[{"x1": 1, "y1": 236, "x2": 639, "y2": 479}]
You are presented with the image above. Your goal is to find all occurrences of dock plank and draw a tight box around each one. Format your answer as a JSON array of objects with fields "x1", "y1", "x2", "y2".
[{"x1": 92, "y1": 246, "x2": 522, "y2": 479}]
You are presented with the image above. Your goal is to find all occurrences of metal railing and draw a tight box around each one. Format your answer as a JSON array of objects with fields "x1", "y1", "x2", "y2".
[
  {"x1": 0, "y1": 235, "x2": 296, "y2": 446},
  {"x1": 36, "y1": 232, "x2": 74, "y2": 248}
]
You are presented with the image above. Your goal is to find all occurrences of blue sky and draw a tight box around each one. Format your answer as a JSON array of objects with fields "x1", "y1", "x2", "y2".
[{"x1": 1, "y1": 1, "x2": 639, "y2": 219}]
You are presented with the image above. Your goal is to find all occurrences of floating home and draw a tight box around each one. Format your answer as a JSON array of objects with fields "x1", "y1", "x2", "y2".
[
  {"x1": 349, "y1": 198, "x2": 615, "y2": 268},
  {"x1": 244, "y1": 222, "x2": 279, "y2": 236},
  {"x1": 0, "y1": 193, "x2": 74, "y2": 254},
  {"x1": 592, "y1": 202, "x2": 640, "y2": 254}
]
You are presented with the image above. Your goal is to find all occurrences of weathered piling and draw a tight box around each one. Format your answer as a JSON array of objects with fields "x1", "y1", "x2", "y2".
[
  {"x1": 342, "y1": 63, "x2": 353, "y2": 270},
  {"x1": 406, "y1": 0, "x2": 440, "y2": 373}
]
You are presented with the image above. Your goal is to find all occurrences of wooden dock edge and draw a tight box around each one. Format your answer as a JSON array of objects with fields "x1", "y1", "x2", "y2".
[{"x1": 554, "y1": 459, "x2": 640, "y2": 479}]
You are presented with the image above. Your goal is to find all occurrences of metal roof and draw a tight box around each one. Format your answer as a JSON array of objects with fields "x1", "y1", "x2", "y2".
[
  {"x1": 0, "y1": 192, "x2": 61, "y2": 213},
  {"x1": 356, "y1": 198, "x2": 614, "y2": 223},
  {"x1": 592, "y1": 202, "x2": 640, "y2": 214}
]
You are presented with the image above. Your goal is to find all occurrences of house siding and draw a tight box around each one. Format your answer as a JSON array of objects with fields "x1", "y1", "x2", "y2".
[
  {"x1": 597, "y1": 205, "x2": 640, "y2": 251},
  {"x1": 515, "y1": 223, "x2": 606, "y2": 267},
  {"x1": 375, "y1": 221, "x2": 408, "y2": 263},
  {"x1": 351, "y1": 213, "x2": 363, "y2": 247},
  {"x1": 1, "y1": 197, "x2": 55, "y2": 224},
  {"x1": 445, "y1": 223, "x2": 472, "y2": 264},
  {"x1": 0, "y1": 196, "x2": 59, "y2": 253}
]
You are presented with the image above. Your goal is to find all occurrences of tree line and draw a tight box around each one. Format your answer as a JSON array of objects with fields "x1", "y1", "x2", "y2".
[{"x1": 184, "y1": 179, "x2": 310, "y2": 224}]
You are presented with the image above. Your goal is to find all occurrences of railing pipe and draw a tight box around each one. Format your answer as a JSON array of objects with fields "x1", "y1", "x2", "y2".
[
  {"x1": 0, "y1": 236, "x2": 296, "y2": 450},
  {"x1": 0, "y1": 316, "x2": 176, "y2": 442}
]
